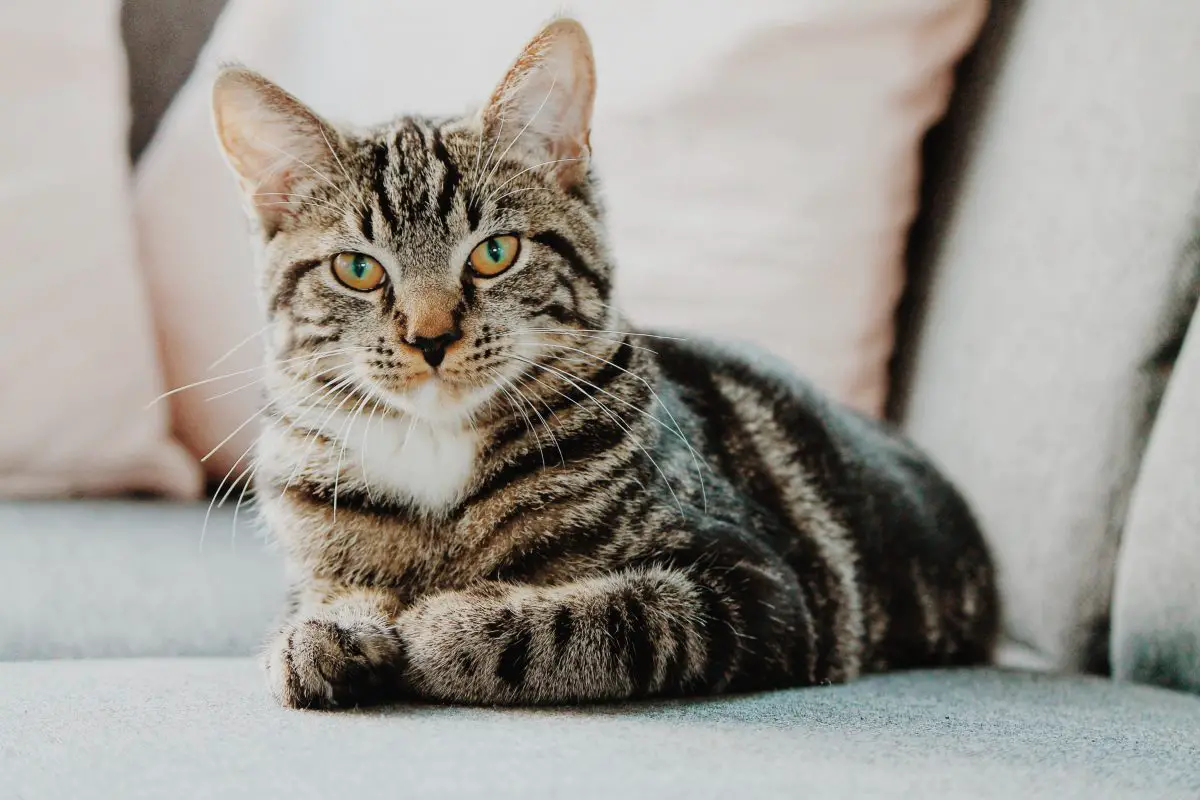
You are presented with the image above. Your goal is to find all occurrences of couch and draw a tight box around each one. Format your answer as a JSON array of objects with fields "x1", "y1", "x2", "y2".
[{"x1": 4, "y1": 1, "x2": 1199, "y2": 797}]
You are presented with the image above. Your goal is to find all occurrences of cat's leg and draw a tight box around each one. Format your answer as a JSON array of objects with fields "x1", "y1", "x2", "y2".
[
  {"x1": 271, "y1": 559, "x2": 810, "y2": 708},
  {"x1": 264, "y1": 582, "x2": 407, "y2": 709}
]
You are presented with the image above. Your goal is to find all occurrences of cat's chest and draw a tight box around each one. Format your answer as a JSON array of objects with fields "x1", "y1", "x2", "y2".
[{"x1": 345, "y1": 412, "x2": 479, "y2": 512}]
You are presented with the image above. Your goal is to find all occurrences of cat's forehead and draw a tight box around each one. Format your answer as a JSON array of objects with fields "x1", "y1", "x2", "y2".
[
  {"x1": 333, "y1": 114, "x2": 486, "y2": 248},
  {"x1": 351, "y1": 115, "x2": 478, "y2": 172}
]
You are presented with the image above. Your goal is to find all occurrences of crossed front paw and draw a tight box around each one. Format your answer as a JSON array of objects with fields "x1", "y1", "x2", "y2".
[{"x1": 264, "y1": 616, "x2": 405, "y2": 709}]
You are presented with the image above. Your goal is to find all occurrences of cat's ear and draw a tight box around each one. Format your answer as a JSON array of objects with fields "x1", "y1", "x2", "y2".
[
  {"x1": 212, "y1": 66, "x2": 344, "y2": 230},
  {"x1": 481, "y1": 18, "x2": 596, "y2": 188}
]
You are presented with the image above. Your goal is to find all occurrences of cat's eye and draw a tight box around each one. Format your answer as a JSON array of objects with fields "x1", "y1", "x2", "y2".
[
  {"x1": 332, "y1": 252, "x2": 386, "y2": 291},
  {"x1": 468, "y1": 235, "x2": 521, "y2": 277}
]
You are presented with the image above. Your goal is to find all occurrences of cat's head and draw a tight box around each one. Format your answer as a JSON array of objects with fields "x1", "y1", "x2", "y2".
[{"x1": 212, "y1": 19, "x2": 612, "y2": 425}]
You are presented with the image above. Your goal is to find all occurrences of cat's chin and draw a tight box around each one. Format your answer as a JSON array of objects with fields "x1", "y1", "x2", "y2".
[{"x1": 377, "y1": 377, "x2": 493, "y2": 426}]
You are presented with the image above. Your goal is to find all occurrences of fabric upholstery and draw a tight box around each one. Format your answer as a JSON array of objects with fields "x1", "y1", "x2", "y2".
[
  {"x1": 3, "y1": 660, "x2": 1198, "y2": 799},
  {"x1": 132, "y1": 0, "x2": 984, "y2": 481},
  {"x1": 0, "y1": 1, "x2": 200, "y2": 499},
  {"x1": 0, "y1": 501, "x2": 283, "y2": 660},
  {"x1": 1112, "y1": 286, "x2": 1200, "y2": 693},
  {"x1": 122, "y1": 0, "x2": 228, "y2": 158},
  {"x1": 895, "y1": 0, "x2": 1200, "y2": 671}
]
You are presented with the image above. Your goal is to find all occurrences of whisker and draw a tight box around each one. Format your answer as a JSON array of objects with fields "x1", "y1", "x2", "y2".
[
  {"x1": 281, "y1": 374, "x2": 364, "y2": 495},
  {"x1": 525, "y1": 328, "x2": 688, "y2": 342},
  {"x1": 201, "y1": 436, "x2": 259, "y2": 552},
  {"x1": 230, "y1": 465, "x2": 259, "y2": 549},
  {"x1": 495, "y1": 368, "x2": 564, "y2": 467},
  {"x1": 359, "y1": 395, "x2": 385, "y2": 504},
  {"x1": 516, "y1": 341, "x2": 708, "y2": 511},
  {"x1": 204, "y1": 364, "x2": 361, "y2": 466},
  {"x1": 208, "y1": 323, "x2": 272, "y2": 371},
  {"x1": 490, "y1": 370, "x2": 546, "y2": 468},
  {"x1": 509, "y1": 355, "x2": 686, "y2": 517},
  {"x1": 147, "y1": 347, "x2": 367, "y2": 407},
  {"x1": 252, "y1": 197, "x2": 348, "y2": 216},
  {"x1": 474, "y1": 114, "x2": 506, "y2": 196},
  {"x1": 247, "y1": 132, "x2": 355, "y2": 208},
  {"x1": 491, "y1": 186, "x2": 556, "y2": 205},
  {"x1": 317, "y1": 123, "x2": 353, "y2": 184},
  {"x1": 333, "y1": 391, "x2": 373, "y2": 522},
  {"x1": 482, "y1": 75, "x2": 558, "y2": 189},
  {"x1": 489, "y1": 371, "x2": 542, "y2": 465},
  {"x1": 484, "y1": 157, "x2": 584, "y2": 203},
  {"x1": 504, "y1": 331, "x2": 659, "y2": 356}
]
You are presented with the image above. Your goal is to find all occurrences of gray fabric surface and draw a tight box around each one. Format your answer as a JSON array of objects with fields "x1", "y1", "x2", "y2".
[
  {"x1": 2, "y1": 660, "x2": 1198, "y2": 800},
  {"x1": 0, "y1": 501, "x2": 284, "y2": 660},
  {"x1": 1112, "y1": 288, "x2": 1200, "y2": 693},
  {"x1": 895, "y1": 0, "x2": 1200, "y2": 670}
]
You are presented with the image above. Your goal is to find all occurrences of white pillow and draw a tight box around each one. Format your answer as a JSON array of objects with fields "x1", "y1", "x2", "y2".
[
  {"x1": 0, "y1": 0, "x2": 200, "y2": 498},
  {"x1": 135, "y1": 0, "x2": 984, "y2": 482}
]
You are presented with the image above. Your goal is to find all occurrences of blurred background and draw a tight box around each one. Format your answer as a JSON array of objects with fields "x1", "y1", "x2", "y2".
[{"x1": 1, "y1": 0, "x2": 1198, "y2": 697}]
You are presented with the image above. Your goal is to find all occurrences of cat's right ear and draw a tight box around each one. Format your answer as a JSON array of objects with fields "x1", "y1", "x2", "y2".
[{"x1": 211, "y1": 67, "x2": 344, "y2": 232}]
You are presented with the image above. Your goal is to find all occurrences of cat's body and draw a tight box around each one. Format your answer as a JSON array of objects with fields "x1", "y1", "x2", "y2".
[{"x1": 213, "y1": 18, "x2": 998, "y2": 709}]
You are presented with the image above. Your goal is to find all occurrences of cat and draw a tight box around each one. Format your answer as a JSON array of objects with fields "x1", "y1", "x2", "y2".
[{"x1": 211, "y1": 17, "x2": 999, "y2": 709}]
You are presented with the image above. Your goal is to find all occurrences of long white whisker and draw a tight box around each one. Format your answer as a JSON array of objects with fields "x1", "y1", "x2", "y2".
[
  {"x1": 505, "y1": 332, "x2": 660, "y2": 356},
  {"x1": 490, "y1": 370, "x2": 545, "y2": 468},
  {"x1": 494, "y1": 369, "x2": 563, "y2": 467},
  {"x1": 484, "y1": 157, "x2": 583, "y2": 203},
  {"x1": 206, "y1": 364, "x2": 360, "y2": 467},
  {"x1": 252, "y1": 197, "x2": 348, "y2": 216},
  {"x1": 147, "y1": 347, "x2": 367, "y2": 407},
  {"x1": 317, "y1": 124, "x2": 352, "y2": 184},
  {"x1": 208, "y1": 323, "x2": 272, "y2": 371},
  {"x1": 491, "y1": 186, "x2": 557, "y2": 205},
  {"x1": 511, "y1": 355, "x2": 685, "y2": 517},
  {"x1": 482, "y1": 75, "x2": 558, "y2": 188},
  {"x1": 229, "y1": 462, "x2": 260, "y2": 551},
  {"x1": 517, "y1": 341, "x2": 708, "y2": 511},
  {"x1": 333, "y1": 391, "x2": 373, "y2": 522},
  {"x1": 526, "y1": 328, "x2": 688, "y2": 342},
  {"x1": 359, "y1": 395, "x2": 385, "y2": 504},
  {"x1": 201, "y1": 436, "x2": 259, "y2": 552},
  {"x1": 281, "y1": 374, "x2": 364, "y2": 495},
  {"x1": 247, "y1": 132, "x2": 354, "y2": 208},
  {"x1": 475, "y1": 115, "x2": 506, "y2": 195}
]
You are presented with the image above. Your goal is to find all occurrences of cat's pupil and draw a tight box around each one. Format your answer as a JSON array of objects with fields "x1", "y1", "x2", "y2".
[
  {"x1": 487, "y1": 239, "x2": 502, "y2": 263},
  {"x1": 352, "y1": 255, "x2": 369, "y2": 278}
]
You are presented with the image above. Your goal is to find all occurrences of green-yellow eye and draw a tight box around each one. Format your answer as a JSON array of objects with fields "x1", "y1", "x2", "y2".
[
  {"x1": 332, "y1": 252, "x2": 386, "y2": 291},
  {"x1": 468, "y1": 235, "x2": 521, "y2": 277}
]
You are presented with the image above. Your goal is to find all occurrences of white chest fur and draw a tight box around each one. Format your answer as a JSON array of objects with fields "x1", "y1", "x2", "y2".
[{"x1": 320, "y1": 407, "x2": 479, "y2": 513}]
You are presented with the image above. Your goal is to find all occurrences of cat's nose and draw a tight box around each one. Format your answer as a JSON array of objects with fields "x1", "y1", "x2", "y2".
[{"x1": 409, "y1": 331, "x2": 461, "y2": 368}]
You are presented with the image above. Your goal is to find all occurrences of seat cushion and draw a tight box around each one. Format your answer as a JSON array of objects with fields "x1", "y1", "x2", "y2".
[
  {"x1": 0, "y1": 501, "x2": 284, "y2": 659},
  {"x1": 2, "y1": 661, "x2": 1197, "y2": 799}
]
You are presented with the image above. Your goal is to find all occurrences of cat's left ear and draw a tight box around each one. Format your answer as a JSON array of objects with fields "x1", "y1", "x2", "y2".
[
  {"x1": 211, "y1": 66, "x2": 346, "y2": 232},
  {"x1": 481, "y1": 18, "x2": 596, "y2": 189}
]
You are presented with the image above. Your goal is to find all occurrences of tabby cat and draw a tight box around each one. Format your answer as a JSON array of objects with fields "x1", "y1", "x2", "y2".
[{"x1": 211, "y1": 18, "x2": 998, "y2": 709}]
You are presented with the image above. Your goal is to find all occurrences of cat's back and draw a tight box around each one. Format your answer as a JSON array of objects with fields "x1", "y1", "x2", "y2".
[{"x1": 652, "y1": 332, "x2": 999, "y2": 670}]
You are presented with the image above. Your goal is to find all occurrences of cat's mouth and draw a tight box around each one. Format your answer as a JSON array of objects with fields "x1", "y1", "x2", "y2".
[{"x1": 369, "y1": 371, "x2": 496, "y2": 425}]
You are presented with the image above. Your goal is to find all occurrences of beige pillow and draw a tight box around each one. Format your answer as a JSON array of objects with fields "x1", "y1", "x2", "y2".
[
  {"x1": 0, "y1": 1, "x2": 200, "y2": 498},
  {"x1": 136, "y1": 0, "x2": 984, "y2": 482}
]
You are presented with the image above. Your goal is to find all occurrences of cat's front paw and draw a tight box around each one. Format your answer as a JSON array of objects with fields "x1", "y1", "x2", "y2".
[{"x1": 264, "y1": 616, "x2": 404, "y2": 710}]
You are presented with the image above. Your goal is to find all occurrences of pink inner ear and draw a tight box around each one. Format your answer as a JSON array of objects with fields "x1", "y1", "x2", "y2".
[{"x1": 481, "y1": 19, "x2": 596, "y2": 179}]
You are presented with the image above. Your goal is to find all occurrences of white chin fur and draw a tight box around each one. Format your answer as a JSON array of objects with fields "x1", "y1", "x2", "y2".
[
  {"x1": 316, "y1": 379, "x2": 488, "y2": 513},
  {"x1": 384, "y1": 380, "x2": 491, "y2": 425}
]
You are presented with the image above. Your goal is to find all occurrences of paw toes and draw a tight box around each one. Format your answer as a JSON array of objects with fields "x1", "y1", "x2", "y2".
[{"x1": 264, "y1": 617, "x2": 402, "y2": 709}]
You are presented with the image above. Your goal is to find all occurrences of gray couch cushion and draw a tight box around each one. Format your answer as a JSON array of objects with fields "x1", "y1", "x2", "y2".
[
  {"x1": 0, "y1": 501, "x2": 284, "y2": 659},
  {"x1": 2, "y1": 660, "x2": 1197, "y2": 799},
  {"x1": 893, "y1": 0, "x2": 1200, "y2": 672}
]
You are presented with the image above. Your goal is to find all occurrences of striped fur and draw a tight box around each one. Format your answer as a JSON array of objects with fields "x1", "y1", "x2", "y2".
[{"x1": 213, "y1": 18, "x2": 998, "y2": 709}]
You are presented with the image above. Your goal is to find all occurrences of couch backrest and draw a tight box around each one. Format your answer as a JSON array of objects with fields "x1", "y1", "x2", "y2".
[{"x1": 893, "y1": 0, "x2": 1200, "y2": 674}]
